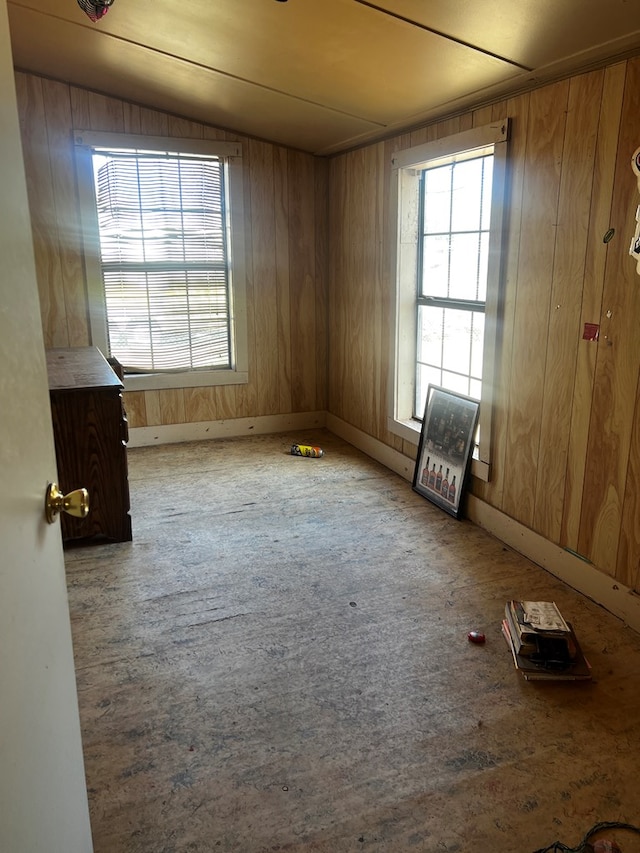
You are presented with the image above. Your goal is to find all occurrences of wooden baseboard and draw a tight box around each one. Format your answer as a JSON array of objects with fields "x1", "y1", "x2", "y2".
[
  {"x1": 466, "y1": 496, "x2": 640, "y2": 633},
  {"x1": 326, "y1": 413, "x2": 640, "y2": 634},
  {"x1": 129, "y1": 411, "x2": 326, "y2": 447}
]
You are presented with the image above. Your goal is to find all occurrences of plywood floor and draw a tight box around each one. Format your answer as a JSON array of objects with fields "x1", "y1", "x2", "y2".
[{"x1": 63, "y1": 431, "x2": 640, "y2": 853}]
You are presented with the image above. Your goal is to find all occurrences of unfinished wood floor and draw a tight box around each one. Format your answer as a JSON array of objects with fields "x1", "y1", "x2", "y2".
[{"x1": 64, "y1": 431, "x2": 640, "y2": 853}]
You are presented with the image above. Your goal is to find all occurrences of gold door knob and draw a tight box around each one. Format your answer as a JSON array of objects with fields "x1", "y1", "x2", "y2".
[{"x1": 45, "y1": 483, "x2": 90, "y2": 524}]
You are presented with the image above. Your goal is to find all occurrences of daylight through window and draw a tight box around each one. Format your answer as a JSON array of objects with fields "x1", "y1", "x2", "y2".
[
  {"x1": 416, "y1": 153, "x2": 493, "y2": 418},
  {"x1": 389, "y1": 120, "x2": 509, "y2": 480},
  {"x1": 93, "y1": 150, "x2": 230, "y2": 373},
  {"x1": 75, "y1": 132, "x2": 247, "y2": 392}
]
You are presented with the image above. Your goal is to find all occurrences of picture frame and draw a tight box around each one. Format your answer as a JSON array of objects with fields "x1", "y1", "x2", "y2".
[{"x1": 412, "y1": 385, "x2": 480, "y2": 518}]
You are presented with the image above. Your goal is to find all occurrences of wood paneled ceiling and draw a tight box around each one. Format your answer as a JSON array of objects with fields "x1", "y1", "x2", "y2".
[{"x1": 8, "y1": 0, "x2": 640, "y2": 155}]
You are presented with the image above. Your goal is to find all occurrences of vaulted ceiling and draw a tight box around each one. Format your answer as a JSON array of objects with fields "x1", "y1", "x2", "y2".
[{"x1": 8, "y1": 0, "x2": 640, "y2": 155}]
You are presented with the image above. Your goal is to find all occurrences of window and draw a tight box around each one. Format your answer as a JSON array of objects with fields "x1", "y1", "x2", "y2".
[
  {"x1": 389, "y1": 121, "x2": 509, "y2": 480},
  {"x1": 416, "y1": 152, "x2": 492, "y2": 412},
  {"x1": 75, "y1": 132, "x2": 248, "y2": 392}
]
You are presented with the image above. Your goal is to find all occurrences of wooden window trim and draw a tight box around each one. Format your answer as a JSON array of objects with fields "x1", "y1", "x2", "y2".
[{"x1": 388, "y1": 120, "x2": 510, "y2": 482}]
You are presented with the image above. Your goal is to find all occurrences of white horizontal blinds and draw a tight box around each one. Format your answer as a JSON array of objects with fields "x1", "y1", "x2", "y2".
[
  {"x1": 93, "y1": 150, "x2": 231, "y2": 373},
  {"x1": 415, "y1": 152, "x2": 493, "y2": 416}
]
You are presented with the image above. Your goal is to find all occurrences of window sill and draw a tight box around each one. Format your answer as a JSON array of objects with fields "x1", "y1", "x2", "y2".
[
  {"x1": 387, "y1": 416, "x2": 490, "y2": 482},
  {"x1": 388, "y1": 416, "x2": 421, "y2": 447},
  {"x1": 123, "y1": 369, "x2": 249, "y2": 393}
]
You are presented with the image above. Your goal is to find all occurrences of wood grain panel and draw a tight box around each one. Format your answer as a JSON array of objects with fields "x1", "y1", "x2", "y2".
[
  {"x1": 139, "y1": 107, "x2": 169, "y2": 137},
  {"x1": 203, "y1": 125, "x2": 232, "y2": 143},
  {"x1": 408, "y1": 122, "x2": 436, "y2": 148},
  {"x1": 361, "y1": 142, "x2": 385, "y2": 440},
  {"x1": 249, "y1": 140, "x2": 280, "y2": 415},
  {"x1": 87, "y1": 91, "x2": 125, "y2": 133},
  {"x1": 578, "y1": 58, "x2": 640, "y2": 575},
  {"x1": 435, "y1": 116, "x2": 463, "y2": 140},
  {"x1": 459, "y1": 113, "x2": 474, "y2": 133},
  {"x1": 314, "y1": 156, "x2": 329, "y2": 413},
  {"x1": 561, "y1": 63, "x2": 626, "y2": 551},
  {"x1": 342, "y1": 148, "x2": 366, "y2": 430},
  {"x1": 501, "y1": 81, "x2": 569, "y2": 527},
  {"x1": 122, "y1": 391, "x2": 147, "y2": 429},
  {"x1": 167, "y1": 116, "x2": 204, "y2": 139},
  {"x1": 159, "y1": 389, "x2": 186, "y2": 425},
  {"x1": 289, "y1": 150, "x2": 317, "y2": 413},
  {"x1": 211, "y1": 386, "x2": 240, "y2": 422},
  {"x1": 40, "y1": 78, "x2": 90, "y2": 348},
  {"x1": 340, "y1": 147, "x2": 360, "y2": 429},
  {"x1": 274, "y1": 146, "x2": 292, "y2": 413},
  {"x1": 123, "y1": 103, "x2": 142, "y2": 134},
  {"x1": 183, "y1": 387, "x2": 217, "y2": 423},
  {"x1": 533, "y1": 71, "x2": 602, "y2": 543},
  {"x1": 15, "y1": 73, "x2": 66, "y2": 347},
  {"x1": 355, "y1": 147, "x2": 375, "y2": 434},
  {"x1": 234, "y1": 137, "x2": 257, "y2": 420},
  {"x1": 69, "y1": 87, "x2": 91, "y2": 130},
  {"x1": 328, "y1": 153, "x2": 347, "y2": 416},
  {"x1": 372, "y1": 141, "x2": 387, "y2": 440},
  {"x1": 358, "y1": 145, "x2": 378, "y2": 434},
  {"x1": 471, "y1": 104, "x2": 496, "y2": 129},
  {"x1": 183, "y1": 384, "x2": 239, "y2": 423},
  {"x1": 361, "y1": 144, "x2": 380, "y2": 435},
  {"x1": 143, "y1": 390, "x2": 162, "y2": 427}
]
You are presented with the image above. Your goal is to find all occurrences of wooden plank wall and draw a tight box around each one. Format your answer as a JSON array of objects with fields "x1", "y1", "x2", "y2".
[
  {"x1": 328, "y1": 58, "x2": 640, "y2": 591},
  {"x1": 14, "y1": 72, "x2": 328, "y2": 428},
  {"x1": 14, "y1": 61, "x2": 640, "y2": 591}
]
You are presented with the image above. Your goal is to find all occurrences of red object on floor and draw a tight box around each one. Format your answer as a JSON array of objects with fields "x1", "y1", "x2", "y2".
[{"x1": 468, "y1": 631, "x2": 486, "y2": 644}]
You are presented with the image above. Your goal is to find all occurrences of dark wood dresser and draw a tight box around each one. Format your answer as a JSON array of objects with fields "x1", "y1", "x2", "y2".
[{"x1": 46, "y1": 346, "x2": 132, "y2": 544}]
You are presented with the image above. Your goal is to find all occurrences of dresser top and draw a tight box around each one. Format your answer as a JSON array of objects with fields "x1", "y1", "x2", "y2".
[{"x1": 46, "y1": 347, "x2": 123, "y2": 392}]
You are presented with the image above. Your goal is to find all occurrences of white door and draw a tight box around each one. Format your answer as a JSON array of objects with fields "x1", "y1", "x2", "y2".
[{"x1": 0, "y1": 1, "x2": 94, "y2": 850}]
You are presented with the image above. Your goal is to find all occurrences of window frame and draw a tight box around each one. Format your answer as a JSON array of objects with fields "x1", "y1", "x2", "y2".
[
  {"x1": 388, "y1": 120, "x2": 509, "y2": 481},
  {"x1": 74, "y1": 131, "x2": 248, "y2": 392}
]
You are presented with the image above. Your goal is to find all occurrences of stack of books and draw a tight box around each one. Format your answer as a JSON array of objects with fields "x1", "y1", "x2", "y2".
[{"x1": 502, "y1": 600, "x2": 592, "y2": 681}]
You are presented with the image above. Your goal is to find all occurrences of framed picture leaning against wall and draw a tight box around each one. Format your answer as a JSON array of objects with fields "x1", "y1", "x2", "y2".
[{"x1": 412, "y1": 385, "x2": 480, "y2": 518}]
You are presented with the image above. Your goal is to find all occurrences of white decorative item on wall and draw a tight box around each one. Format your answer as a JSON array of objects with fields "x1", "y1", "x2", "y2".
[{"x1": 629, "y1": 147, "x2": 640, "y2": 275}]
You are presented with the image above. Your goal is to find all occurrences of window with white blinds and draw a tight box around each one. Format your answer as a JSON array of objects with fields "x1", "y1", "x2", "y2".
[
  {"x1": 94, "y1": 150, "x2": 231, "y2": 372},
  {"x1": 75, "y1": 132, "x2": 248, "y2": 392}
]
